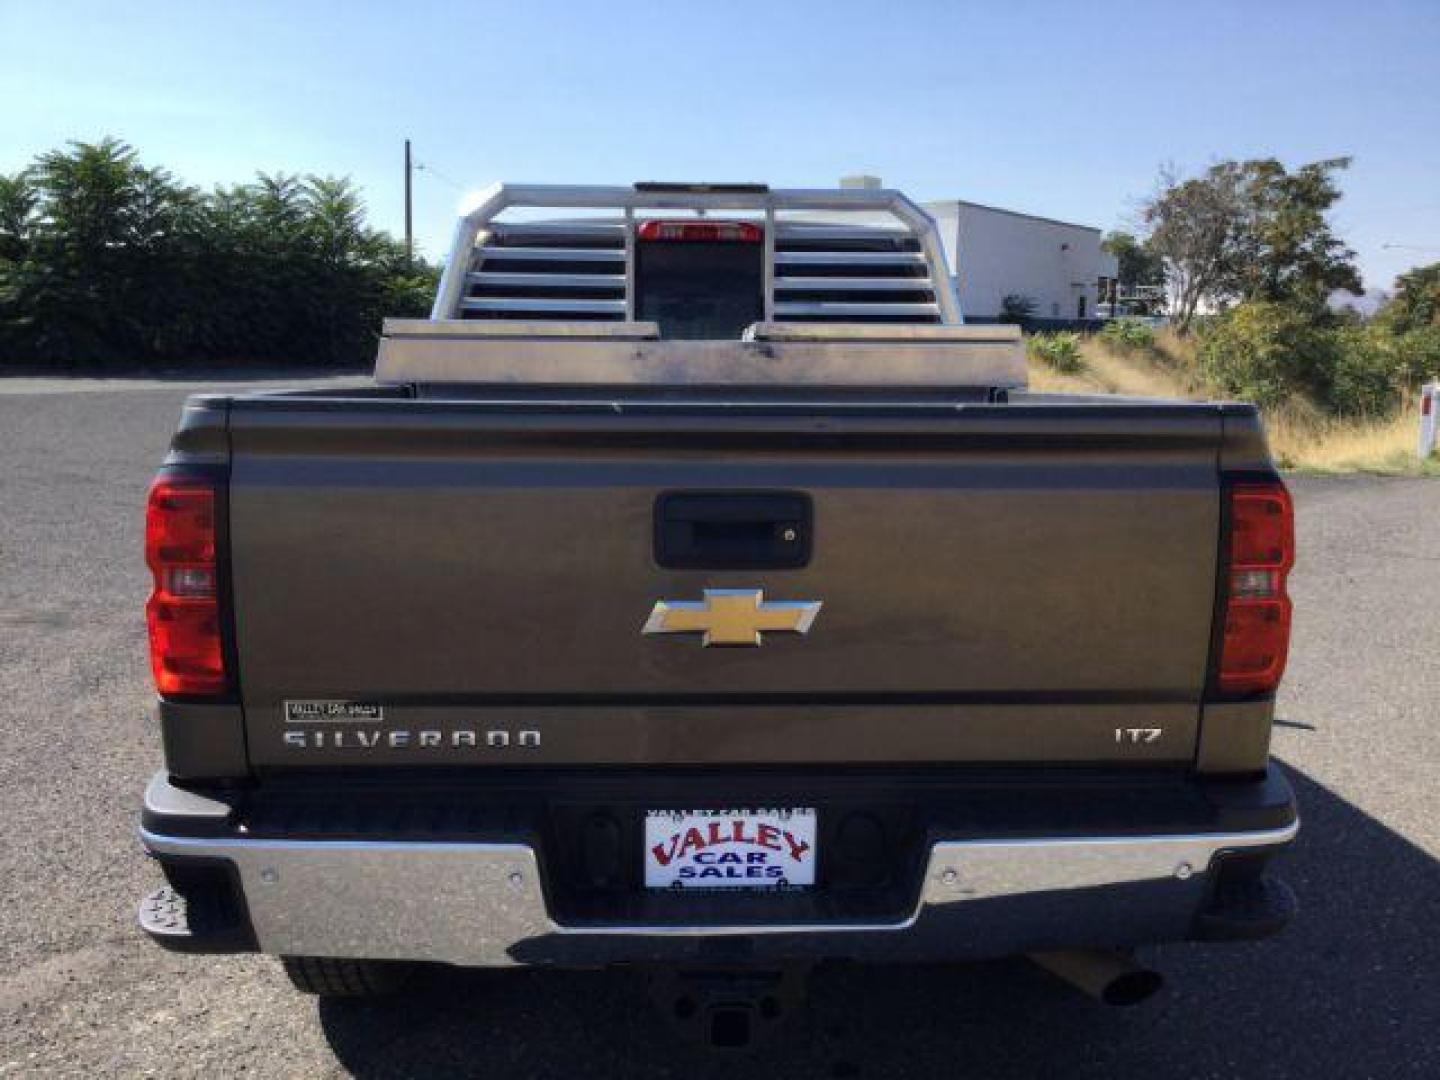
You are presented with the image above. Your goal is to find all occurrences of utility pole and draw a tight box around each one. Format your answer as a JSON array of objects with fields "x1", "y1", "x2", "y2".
[{"x1": 403, "y1": 138, "x2": 413, "y2": 268}]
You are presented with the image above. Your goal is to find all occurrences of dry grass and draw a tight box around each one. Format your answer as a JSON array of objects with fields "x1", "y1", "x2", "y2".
[
  {"x1": 1026, "y1": 332, "x2": 1439, "y2": 476},
  {"x1": 1267, "y1": 406, "x2": 1439, "y2": 475},
  {"x1": 1028, "y1": 334, "x2": 1204, "y2": 399}
]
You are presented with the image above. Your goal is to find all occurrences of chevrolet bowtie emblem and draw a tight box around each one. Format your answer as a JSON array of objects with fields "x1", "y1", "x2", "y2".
[{"x1": 642, "y1": 589, "x2": 822, "y2": 647}]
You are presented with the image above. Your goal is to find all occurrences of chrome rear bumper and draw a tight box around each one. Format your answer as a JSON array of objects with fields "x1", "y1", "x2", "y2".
[{"x1": 139, "y1": 821, "x2": 1297, "y2": 966}]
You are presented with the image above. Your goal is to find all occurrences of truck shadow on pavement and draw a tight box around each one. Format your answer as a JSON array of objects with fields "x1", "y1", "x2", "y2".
[{"x1": 317, "y1": 764, "x2": 1440, "y2": 1078}]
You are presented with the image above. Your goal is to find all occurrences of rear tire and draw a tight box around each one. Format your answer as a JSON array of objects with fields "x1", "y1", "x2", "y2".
[{"x1": 280, "y1": 955, "x2": 414, "y2": 997}]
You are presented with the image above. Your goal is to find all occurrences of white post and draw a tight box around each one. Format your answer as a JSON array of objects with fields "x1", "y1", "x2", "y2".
[{"x1": 1420, "y1": 382, "x2": 1439, "y2": 460}]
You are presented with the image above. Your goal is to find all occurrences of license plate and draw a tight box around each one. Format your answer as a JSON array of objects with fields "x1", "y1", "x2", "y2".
[{"x1": 644, "y1": 808, "x2": 817, "y2": 889}]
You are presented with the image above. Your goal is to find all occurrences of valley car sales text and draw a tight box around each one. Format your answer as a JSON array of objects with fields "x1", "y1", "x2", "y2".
[{"x1": 651, "y1": 819, "x2": 812, "y2": 883}]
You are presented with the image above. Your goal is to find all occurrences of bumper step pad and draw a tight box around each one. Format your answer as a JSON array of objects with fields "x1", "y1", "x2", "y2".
[
  {"x1": 138, "y1": 884, "x2": 253, "y2": 953},
  {"x1": 1194, "y1": 875, "x2": 1298, "y2": 942}
]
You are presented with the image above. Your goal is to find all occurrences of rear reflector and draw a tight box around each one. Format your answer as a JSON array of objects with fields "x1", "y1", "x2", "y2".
[
  {"x1": 1216, "y1": 481, "x2": 1294, "y2": 695},
  {"x1": 637, "y1": 220, "x2": 762, "y2": 243},
  {"x1": 145, "y1": 476, "x2": 227, "y2": 696}
]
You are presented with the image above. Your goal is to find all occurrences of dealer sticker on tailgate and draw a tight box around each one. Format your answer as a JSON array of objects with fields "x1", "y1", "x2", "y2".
[{"x1": 644, "y1": 808, "x2": 817, "y2": 889}]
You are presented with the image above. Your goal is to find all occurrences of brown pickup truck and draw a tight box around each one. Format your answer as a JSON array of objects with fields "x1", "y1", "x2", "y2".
[{"x1": 137, "y1": 183, "x2": 1297, "y2": 1045}]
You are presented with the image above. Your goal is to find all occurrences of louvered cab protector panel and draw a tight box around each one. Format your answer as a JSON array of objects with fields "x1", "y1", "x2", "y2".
[
  {"x1": 772, "y1": 224, "x2": 941, "y2": 324},
  {"x1": 462, "y1": 223, "x2": 627, "y2": 322}
]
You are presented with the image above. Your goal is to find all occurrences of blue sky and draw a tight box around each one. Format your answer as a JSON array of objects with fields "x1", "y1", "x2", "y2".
[{"x1": 4, "y1": 0, "x2": 1438, "y2": 289}]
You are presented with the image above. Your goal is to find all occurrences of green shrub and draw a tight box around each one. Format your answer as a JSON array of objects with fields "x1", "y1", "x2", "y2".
[
  {"x1": 1325, "y1": 328, "x2": 1404, "y2": 416},
  {"x1": 1099, "y1": 318, "x2": 1155, "y2": 352},
  {"x1": 999, "y1": 293, "x2": 1037, "y2": 325},
  {"x1": 1195, "y1": 301, "x2": 1432, "y2": 416},
  {"x1": 1393, "y1": 325, "x2": 1440, "y2": 389},
  {"x1": 1195, "y1": 302, "x2": 1339, "y2": 409},
  {"x1": 1027, "y1": 331, "x2": 1084, "y2": 373}
]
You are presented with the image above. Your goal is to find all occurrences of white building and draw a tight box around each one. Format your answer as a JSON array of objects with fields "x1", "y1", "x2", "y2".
[
  {"x1": 927, "y1": 200, "x2": 1118, "y2": 323},
  {"x1": 839, "y1": 176, "x2": 1118, "y2": 324}
]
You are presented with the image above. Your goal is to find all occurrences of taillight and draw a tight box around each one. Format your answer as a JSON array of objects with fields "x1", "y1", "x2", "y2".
[
  {"x1": 145, "y1": 475, "x2": 228, "y2": 696},
  {"x1": 1216, "y1": 480, "x2": 1294, "y2": 695},
  {"x1": 636, "y1": 220, "x2": 763, "y2": 243}
]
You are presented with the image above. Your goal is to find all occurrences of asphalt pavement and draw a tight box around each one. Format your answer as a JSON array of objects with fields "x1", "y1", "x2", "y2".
[{"x1": 1, "y1": 379, "x2": 1437, "y2": 1078}]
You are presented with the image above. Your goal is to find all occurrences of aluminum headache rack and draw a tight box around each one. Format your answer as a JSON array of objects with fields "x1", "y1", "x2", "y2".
[
  {"x1": 378, "y1": 183, "x2": 1026, "y2": 389},
  {"x1": 432, "y1": 182, "x2": 963, "y2": 326}
]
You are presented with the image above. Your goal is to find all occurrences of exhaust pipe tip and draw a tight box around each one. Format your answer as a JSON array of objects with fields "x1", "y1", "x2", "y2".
[
  {"x1": 1097, "y1": 966, "x2": 1164, "y2": 1007},
  {"x1": 1027, "y1": 950, "x2": 1164, "y2": 1007}
]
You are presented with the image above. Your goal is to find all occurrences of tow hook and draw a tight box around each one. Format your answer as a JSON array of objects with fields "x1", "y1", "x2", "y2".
[{"x1": 646, "y1": 964, "x2": 810, "y2": 1051}]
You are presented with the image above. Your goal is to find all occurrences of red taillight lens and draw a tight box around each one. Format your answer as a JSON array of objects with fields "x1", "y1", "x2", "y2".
[
  {"x1": 1217, "y1": 481, "x2": 1294, "y2": 694},
  {"x1": 145, "y1": 477, "x2": 227, "y2": 696},
  {"x1": 636, "y1": 220, "x2": 762, "y2": 243}
]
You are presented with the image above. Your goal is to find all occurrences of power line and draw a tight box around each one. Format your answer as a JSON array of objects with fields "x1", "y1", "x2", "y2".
[{"x1": 414, "y1": 160, "x2": 465, "y2": 192}]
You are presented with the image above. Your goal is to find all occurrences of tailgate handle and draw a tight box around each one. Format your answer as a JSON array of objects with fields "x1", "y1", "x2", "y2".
[{"x1": 654, "y1": 492, "x2": 811, "y2": 569}]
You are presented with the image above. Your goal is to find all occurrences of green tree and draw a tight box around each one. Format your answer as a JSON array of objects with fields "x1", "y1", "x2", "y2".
[
  {"x1": 1101, "y1": 230, "x2": 1164, "y2": 288},
  {"x1": 1377, "y1": 262, "x2": 1440, "y2": 332},
  {"x1": 0, "y1": 172, "x2": 37, "y2": 263},
  {"x1": 1142, "y1": 163, "x2": 1244, "y2": 333},
  {"x1": 1225, "y1": 157, "x2": 1361, "y2": 310},
  {"x1": 1142, "y1": 157, "x2": 1361, "y2": 333},
  {"x1": 0, "y1": 139, "x2": 437, "y2": 369},
  {"x1": 9, "y1": 138, "x2": 191, "y2": 362}
]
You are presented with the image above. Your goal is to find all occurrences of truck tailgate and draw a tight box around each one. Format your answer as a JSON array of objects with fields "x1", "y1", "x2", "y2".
[{"x1": 226, "y1": 397, "x2": 1223, "y2": 768}]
